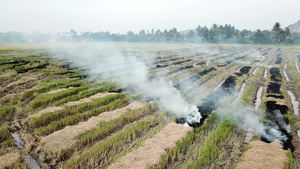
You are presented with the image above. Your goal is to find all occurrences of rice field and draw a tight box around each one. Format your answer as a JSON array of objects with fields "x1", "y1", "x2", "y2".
[{"x1": 0, "y1": 43, "x2": 300, "y2": 169}]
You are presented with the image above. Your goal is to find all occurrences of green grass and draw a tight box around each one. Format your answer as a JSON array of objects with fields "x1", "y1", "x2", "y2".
[
  {"x1": 21, "y1": 78, "x2": 84, "y2": 100},
  {"x1": 29, "y1": 93, "x2": 126, "y2": 128},
  {"x1": 35, "y1": 98, "x2": 128, "y2": 136},
  {"x1": 241, "y1": 68, "x2": 263, "y2": 105},
  {"x1": 185, "y1": 121, "x2": 234, "y2": 169},
  {"x1": 77, "y1": 104, "x2": 155, "y2": 145},
  {"x1": 64, "y1": 117, "x2": 160, "y2": 169},
  {"x1": 0, "y1": 125, "x2": 14, "y2": 148},
  {"x1": 0, "y1": 105, "x2": 15, "y2": 122},
  {"x1": 53, "y1": 84, "x2": 117, "y2": 106},
  {"x1": 288, "y1": 60, "x2": 300, "y2": 91},
  {"x1": 0, "y1": 125, "x2": 10, "y2": 141},
  {"x1": 30, "y1": 86, "x2": 88, "y2": 109}
]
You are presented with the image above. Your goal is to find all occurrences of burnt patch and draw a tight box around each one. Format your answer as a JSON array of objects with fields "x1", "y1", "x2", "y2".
[
  {"x1": 16, "y1": 63, "x2": 50, "y2": 73},
  {"x1": 174, "y1": 67, "x2": 216, "y2": 90},
  {"x1": 267, "y1": 82, "x2": 281, "y2": 94},
  {"x1": 173, "y1": 59, "x2": 192, "y2": 65},
  {"x1": 196, "y1": 62, "x2": 206, "y2": 66},
  {"x1": 266, "y1": 95, "x2": 284, "y2": 99},
  {"x1": 0, "y1": 60, "x2": 29, "y2": 66},
  {"x1": 275, "y1": 56, "x2": 282, "y2": 64},
  {"x1": 175, "y1": 114, "x2": 209, "y2": 128},
  {"x1": 235, "y1": 54, "x2": 248, "y2": 60},
  {"x1": 250, "y1": 60, "x2": 260, "y2": 65},
  {"x1": 59, "y1": 62, "x2": 73, "y2": 70},
  {"x1": 261, "y1": 108, "x2": 293, "y2": 151},
  {"x1": 217, "y1": 64, "x2": 226, "y2": 67},
  {"x1": 222, "y1": 76, "x2": 236, "y2": 93},
  {"x1": 149, "y1": 66, "x2": 193, "y2": 81},
  {"x1": 108, "y1": 88, "x2": 123, "y2": 93},
  {"x1": 239, "y1": 66, "x2": 252, "y2": 75},
  {"x1": 265, "y1": 101, "x2": 288, "y2": 115},
  {"x1": 70, "y1": 74, "x2": 88, "y2": 79},
  {"x1": 270, "y1": 67, "x2": 281, "y2": 82},
  {"x1": 150, "y1": 59, "x2": 192, "y2": 70}
]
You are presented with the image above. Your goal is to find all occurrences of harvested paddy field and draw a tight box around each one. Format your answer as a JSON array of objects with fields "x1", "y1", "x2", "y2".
[{"x1": 1, "y1": 43, "x2": 300, "y2": 169}]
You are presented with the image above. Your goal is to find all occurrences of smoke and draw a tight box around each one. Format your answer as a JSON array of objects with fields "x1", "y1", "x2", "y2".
[
  {"x1": 49, "y1": 43, "x2": 201, "y2": 124},
  {"x1": 216, "y1": 86, "x2": 290, "y2": 144}
]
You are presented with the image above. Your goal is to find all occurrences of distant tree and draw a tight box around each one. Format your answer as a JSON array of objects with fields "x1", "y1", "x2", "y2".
[
  {"x1": 126, "y1": 31, "x2": 137, "y2": 42},
  {"x1": 271, "y1": 22, "x2": 285, "y2": 43},
  {"x1": 186, "y1": 30, "x2": 195, "y2": 42},
  {"x1": 251, "y1": 29, "x2": 265, "y2": 44},
  {"x1": 138, "y1": 30, "x2": 146, "y2": 41},
  {"x1": 285, "y1": 27, "x2": 291, "y2": 42}
]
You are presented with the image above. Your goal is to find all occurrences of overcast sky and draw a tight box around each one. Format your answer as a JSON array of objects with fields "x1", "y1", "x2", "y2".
[{"x1": 0, "y1": 0, "x2": 299, "y2": 34}]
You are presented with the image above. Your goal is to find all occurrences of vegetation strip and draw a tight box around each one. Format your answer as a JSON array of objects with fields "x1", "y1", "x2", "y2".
[
  {"x1": 39, "y1": 101, "x2": 145, "y2": 159},
  {"x1": 151, "y1": 115, "x2": 218, "y2": 169},
  {"x1": 30, "y1": 86, "x2": 88, "y2": 109},
  {"x1": 28, "y1": 93, "x2": 126, "y2": 128},
  {"x1": 185, "y1": 121, "x2": 234, "y2": 169},
  {"x1": 64, "y1": 116, "x2": 162, "y2": 169},
  {"x1": 35, "y1": 98, "x2": 128, "y2": 136}
]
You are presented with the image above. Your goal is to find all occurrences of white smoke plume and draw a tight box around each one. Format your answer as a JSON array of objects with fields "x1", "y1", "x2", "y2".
[
  {"x1": 49, "y1": 43, "x2": 201, "y2": 124},
  {"x1": 217, "y1": 89, "x2": 290, "y2": 143}
]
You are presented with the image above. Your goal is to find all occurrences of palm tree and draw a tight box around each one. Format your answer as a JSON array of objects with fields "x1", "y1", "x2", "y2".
[{"x1": 271, "y1": 22, "x2": 285, "y2": 43}]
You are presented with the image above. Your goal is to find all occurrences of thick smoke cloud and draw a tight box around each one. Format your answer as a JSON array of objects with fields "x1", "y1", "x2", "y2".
[{"x1": 49, "y1": 43, "x2": 201, "y2": 124}]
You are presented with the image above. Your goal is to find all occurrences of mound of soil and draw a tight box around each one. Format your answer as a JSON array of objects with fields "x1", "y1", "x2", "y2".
[
  {"x1": 108, "y1": 122, "x2": 192, "y2": 169},
  {"x1": 0, "y1": 152, "x2": 20, "y2": 169},
  {"x1": 236, "y1": 141, "x2": 287, "y2": 169}
]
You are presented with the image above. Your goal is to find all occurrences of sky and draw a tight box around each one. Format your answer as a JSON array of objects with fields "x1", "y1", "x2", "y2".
[{"x1": 0, "y1": 0, "x2": 299, "y2": 34}]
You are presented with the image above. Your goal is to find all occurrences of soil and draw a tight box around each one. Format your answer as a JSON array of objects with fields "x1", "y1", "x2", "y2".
[
  {"x1": 108, "y1": 122, "x2": 192, "y2": 169},
  {"x1": 235, "y1": 141, "x2": 287, "y2": 169}
]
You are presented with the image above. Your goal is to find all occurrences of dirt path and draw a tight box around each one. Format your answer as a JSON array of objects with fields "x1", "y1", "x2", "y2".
[
  {"x1": 28, "y1": 92, "x2": 116, "y2": 118},
  {"x1": 235, "y1": 141, "x2": 287, "y2": 169},
  {"x1": 264, "y1": 69, "x2": 268, "y2": 79},
  {"x1": 39, "y1": 101, "x2": 144, "y2": 156},
  {"x1": 0, "y1": 152, "x2": 20, "y2": 169},
  {"x1": 108, "y1": 122, "x2": 192, "y2": 169},
  {"x1": 254, "y1": 87, "x2": 263, "y2": 111}
]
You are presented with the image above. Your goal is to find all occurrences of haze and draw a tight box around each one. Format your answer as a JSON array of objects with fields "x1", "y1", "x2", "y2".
[{"x1": 0, "y1": 0, "x2": 300, "y2": 33}]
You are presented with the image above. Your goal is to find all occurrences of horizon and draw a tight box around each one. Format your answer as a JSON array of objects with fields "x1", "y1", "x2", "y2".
[{"x1": 1, "y1": 0, "x2": 300, "y2": 34}]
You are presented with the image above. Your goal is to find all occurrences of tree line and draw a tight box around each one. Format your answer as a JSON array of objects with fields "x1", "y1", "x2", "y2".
[{"x1": 0, "y1": 22, "x2": 299, "y2": 44}]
